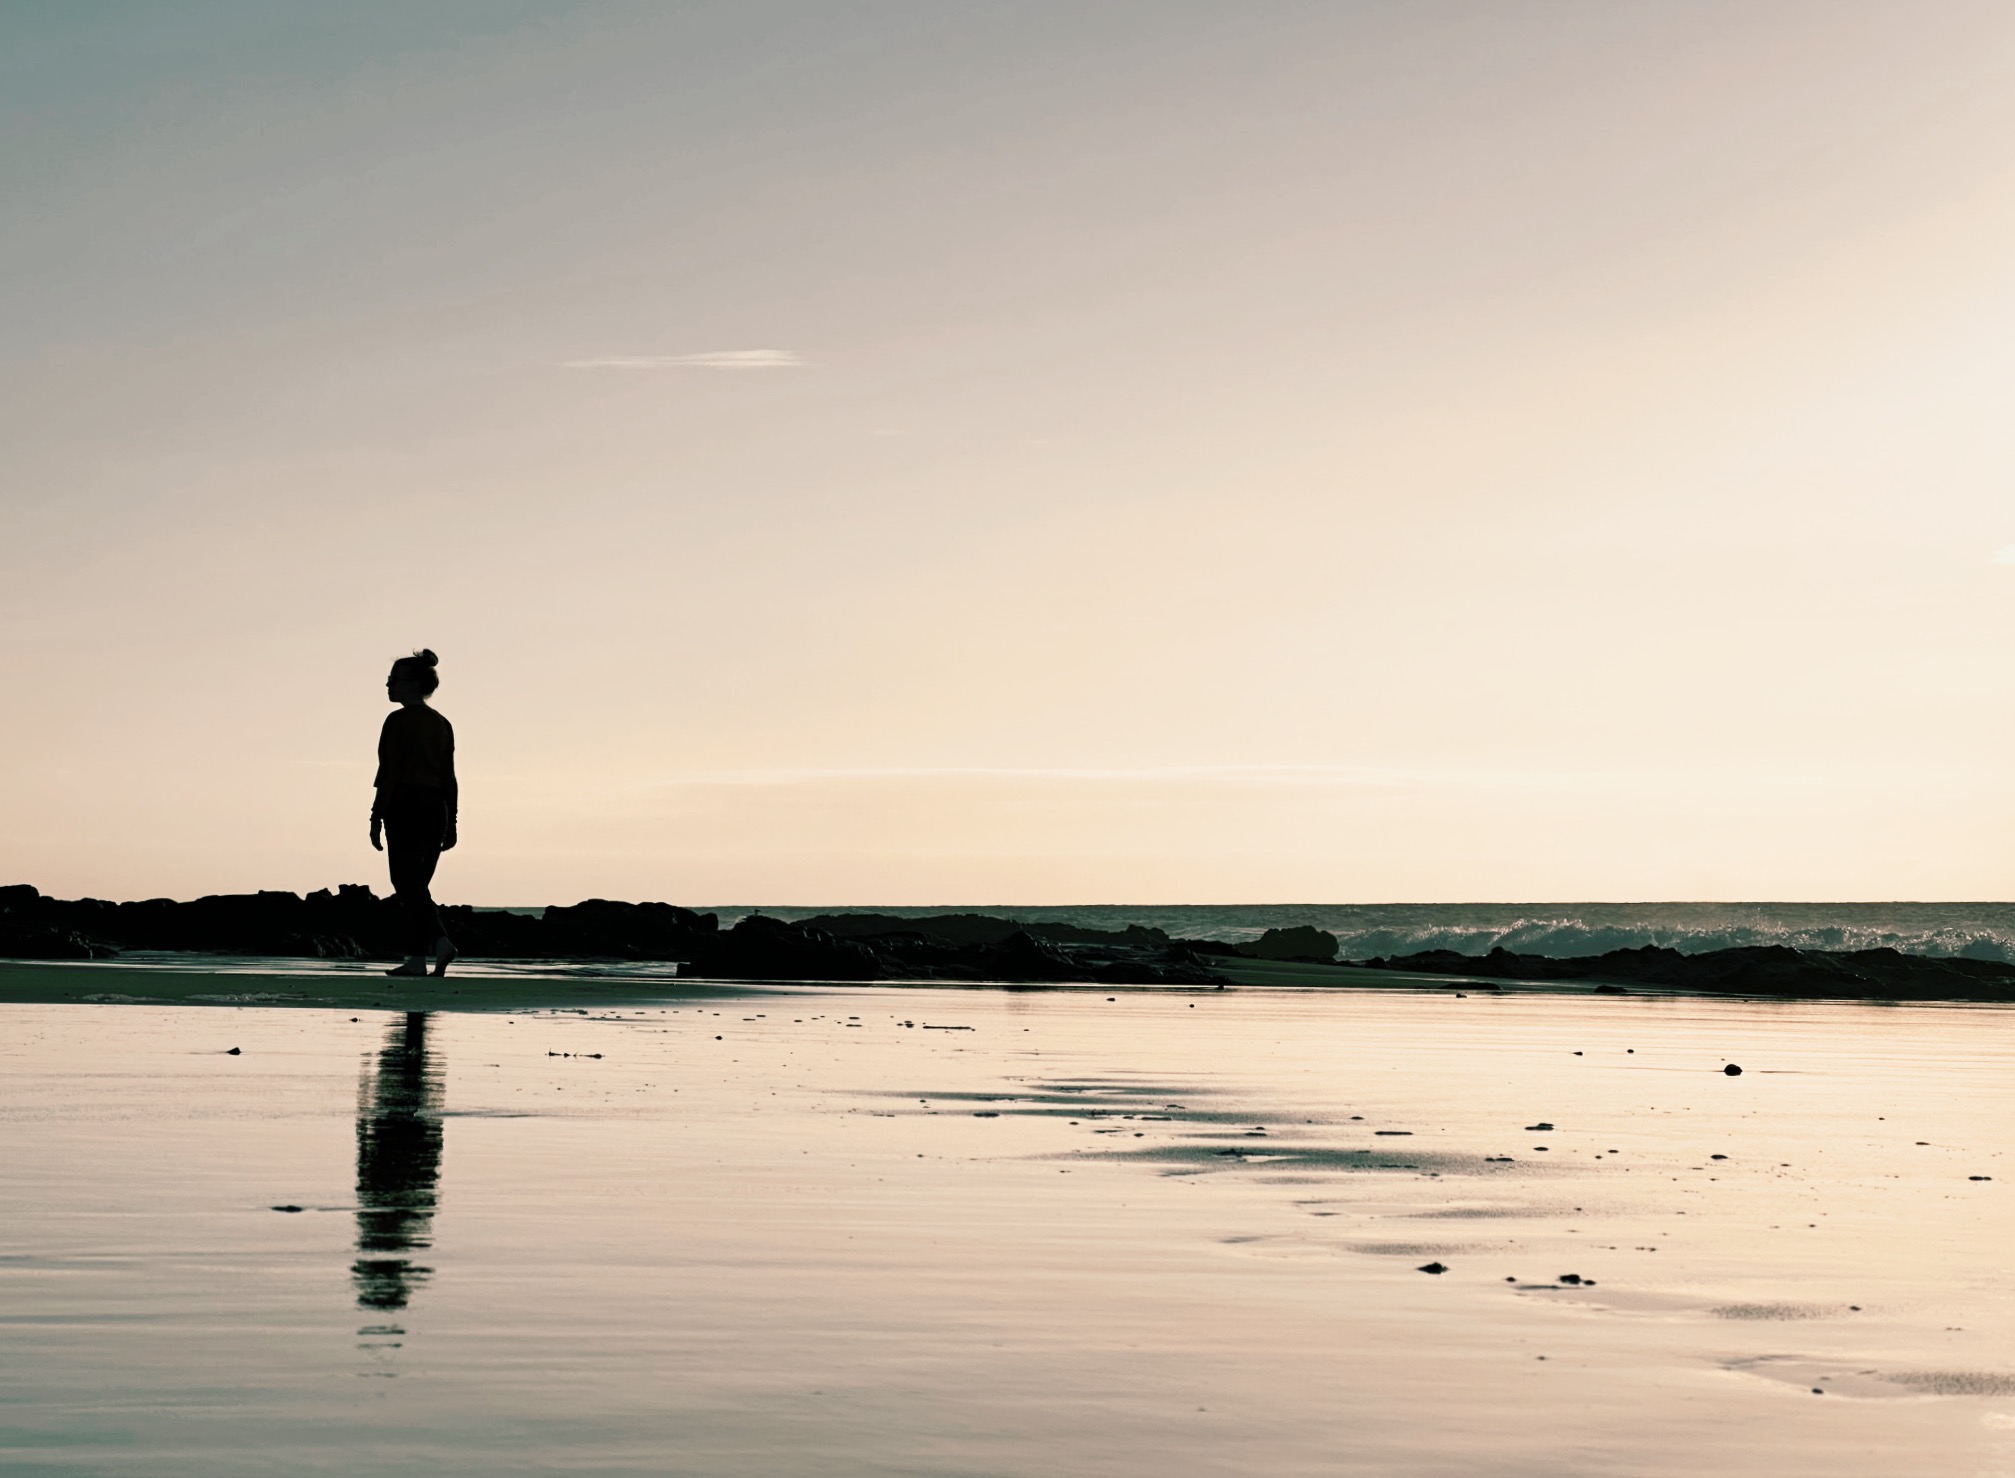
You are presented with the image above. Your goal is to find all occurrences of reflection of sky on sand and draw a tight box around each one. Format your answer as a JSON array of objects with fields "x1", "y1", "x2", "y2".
[{"x1": 4, "y1": 988, "x2": 2015, "y2": 1474}]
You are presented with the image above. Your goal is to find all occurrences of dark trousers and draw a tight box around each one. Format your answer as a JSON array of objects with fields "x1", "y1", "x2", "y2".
[{"x1": 383, "y1": 791, "x2": 449, "y2": 956}]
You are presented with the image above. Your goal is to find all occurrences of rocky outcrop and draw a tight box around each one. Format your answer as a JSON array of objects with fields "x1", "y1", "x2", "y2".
[
  {"x1": 0, "y1": 885, "x2": 1226, "y2": 986},
  {"x1": 755, "y1": 915, "x2": 1221, "y2": 985},
  {"x1": 800, "y1": 912, "x2": 1172, "y2": 950},
  {"x1": 0, "y1": 882, "x2": 372, "y2": 959},
  {"x1": 17, "y1": 882, "x2": 2015, "y2": 998},
  {"x1": 0, "y1": 881, "x2": 104, "y2": 960},
  {"x1": 1236, "y1": 925, "x2": 1339, "y2": 962},
  {"x1": 712, "y1": 914, "x2": 884, "y2": 980},
  {"x1": 538, "y1": 898, "x2": 719, "y2": 962},
  {"x1": 1350, "y1": 943, "x2": 2015, "y2": 1001}
]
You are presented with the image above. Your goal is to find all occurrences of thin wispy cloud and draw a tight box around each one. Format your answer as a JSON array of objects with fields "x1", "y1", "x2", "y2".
[
  {"x1": 652, "y1": 763, "x2": 1604, "y2": 794},
  {"x1": 645, "y1": 760, "x2": 1954, "y2": 799},
  {"x1": 1994, "y1": 545, "x2": 2015, "y2": 565},
  {"x1": 562, "y1": 350, "x2": 805, "y2": 370}
]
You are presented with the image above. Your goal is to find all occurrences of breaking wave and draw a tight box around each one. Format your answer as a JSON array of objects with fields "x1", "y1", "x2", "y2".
[{"x1": 741, "y1": 902, "x2": 2015, "y2": 964}]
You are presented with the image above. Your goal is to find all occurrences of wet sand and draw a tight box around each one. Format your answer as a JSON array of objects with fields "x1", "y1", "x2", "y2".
[
  {"x1": 4, "y1": 971, "x2": 2014, "y2": 1475},
  {"x1": 0, "y1": 955, "x2": 1549, "y2": 1013},
  {"x1": 0, "y1": 957, "x2": 721, "y2": 1014}
]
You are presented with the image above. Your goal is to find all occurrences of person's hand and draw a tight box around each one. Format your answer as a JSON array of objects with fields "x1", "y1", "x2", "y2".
[
  {"x1": 440, "y1": 823, "x2": 458, "y2": 852},
  {"x1": 370, "y1": 816, "x2": 384, "y2": 852}
]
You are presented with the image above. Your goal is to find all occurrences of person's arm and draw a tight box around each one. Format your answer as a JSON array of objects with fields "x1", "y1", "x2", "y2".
[
  {"x1": 370, "y1": 714, "x2": 394, "y2": 851},
  {"x1": 440, "y1": 719, "x2": 459, "y2": 850}
]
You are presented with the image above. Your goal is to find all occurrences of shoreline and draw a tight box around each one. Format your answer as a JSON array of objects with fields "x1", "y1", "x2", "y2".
[
  {"x1": 14, "y1": 886, "x2": 2015, "y2": 1001},
  {"x1": 7, "y1": 955, "x2": 2012, "y2": 1013}
]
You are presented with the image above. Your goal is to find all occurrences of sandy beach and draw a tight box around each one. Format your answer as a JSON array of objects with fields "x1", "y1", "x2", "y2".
[
  {"x1": 13, "y1": 4, "x2": 2015, "y2": 1473},
  {"x1": 6, "y1": 972, "x2": 2014, "y2": 1475}
]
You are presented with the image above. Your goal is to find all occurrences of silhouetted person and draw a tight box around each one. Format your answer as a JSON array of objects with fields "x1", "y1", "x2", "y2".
[
  {"x1": 353, "y1": 1012, "x2": 444, "y2": 1311},
  {"x1": 369, "y1": 648, "x2": 458, "y2": 977}
]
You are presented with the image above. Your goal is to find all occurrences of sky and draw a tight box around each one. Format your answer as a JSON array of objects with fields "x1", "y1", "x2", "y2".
[{"x1": 4, "y1": 1, "x2": 2015, "y2": 906}]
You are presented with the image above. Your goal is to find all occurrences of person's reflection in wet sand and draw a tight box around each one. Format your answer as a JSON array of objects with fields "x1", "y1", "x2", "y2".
[{"x1": 353, "y1": 1012, "x2": 444, "y2": 1312}]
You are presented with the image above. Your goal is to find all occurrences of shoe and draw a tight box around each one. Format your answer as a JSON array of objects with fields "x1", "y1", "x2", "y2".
[
  {"x1": 384, "y1": 959, "x2": 428, "y2": 978},
  {"x1": 431, "y1": 936, "x2": 458, "y2": 978}
]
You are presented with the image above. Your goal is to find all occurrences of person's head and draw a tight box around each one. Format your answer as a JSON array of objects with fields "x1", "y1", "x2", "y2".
[{"x1": 385, "y1": 649, "x2": 440, "y2": 705}]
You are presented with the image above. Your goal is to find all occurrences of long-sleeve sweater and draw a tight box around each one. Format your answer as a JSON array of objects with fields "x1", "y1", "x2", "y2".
[{"x1": 372, "y1": 706, "x2": 458, "y2": 819}]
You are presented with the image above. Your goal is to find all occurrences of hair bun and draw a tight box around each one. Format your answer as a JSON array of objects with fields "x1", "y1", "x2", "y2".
[{"x1": 412, "y1": 648, "x2": 438, "y2": 667}]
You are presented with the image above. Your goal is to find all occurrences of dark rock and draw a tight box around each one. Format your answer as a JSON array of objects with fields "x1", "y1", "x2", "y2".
[
  {"x1": 1356, "y1": 942, "x2": 2015, "y2": 1002},
  {"x1": 1236, "y1": 925, "x2": 1340, "y2": 963},
  {"x1": 0, "y1": 923, "x2": 106, "y2": 959},
  {"x1": 540, "y1": 898, "x2": 717, "y2": 962},
  {"x1": 0, "y1": 884, "x2": 1234, "y2": 984},
  {"x1": 711, "y1": 914, "x2": 883, "y2": 980},
  {"x1": 799, "y1": 911, "x2": 1023, "y2": 946},
  {"x1": 225, "y1": 1047, "x2": 241, "y2": 1055},
  {"x1": 1087, "y1": 947, "x2": 1228, "y2": 986},
  {"x1": 1417, "y1": 1262, "x2": 1449, "y2": 1274},
  {"x1": 1031, "y1": 920, "x2": 1172, "y2": 949},
  {"x1": 977, "y1": 929, "x2": 1081, "y2": 983},
  {"x1": 1724, "y1": 1064, "x2": 1743, "y2": 1076},
  {"x1": 271, "y1": 1205, "x2": 303, "y2": 1213},
  {"x1": 1558, "y1": 1273, "x2": 1583, "y2": 1285},
  {"x1": 802, "y1": 911, "x2": 1172, "y2": 952}
]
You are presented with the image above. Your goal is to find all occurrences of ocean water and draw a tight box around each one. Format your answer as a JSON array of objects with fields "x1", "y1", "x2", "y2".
[
  {"x1": 729, "y1": 902, "x2": 2015, "y2": 963},
  {"x1": 7, "y1": 978, "x2": 2015, "y2": 1476}
]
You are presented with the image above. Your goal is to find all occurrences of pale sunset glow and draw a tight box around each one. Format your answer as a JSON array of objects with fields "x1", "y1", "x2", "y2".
[{"x1": 4, "y1": 3, "x2": 2014, "y2": 904}]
